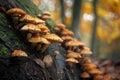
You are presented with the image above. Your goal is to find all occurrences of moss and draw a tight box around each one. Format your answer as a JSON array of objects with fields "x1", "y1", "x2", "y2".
[{"x1": 0, "y1": 45, "x2": 10, "y2": 56}]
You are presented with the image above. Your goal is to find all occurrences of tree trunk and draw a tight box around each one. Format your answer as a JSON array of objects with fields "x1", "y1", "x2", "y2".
[
  {"x1": 60, "y1": 0, "x2": 65, "y2": 24},
  {"x1": 70, "y1": 0, "x2": 82, "y2": 39},
  {"x1": 91, "y1": 0, "x2": 98, "y2": 57}
]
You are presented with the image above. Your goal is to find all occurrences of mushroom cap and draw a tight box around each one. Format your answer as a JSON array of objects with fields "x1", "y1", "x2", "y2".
[
  {"x1": 83, "y1": 63, "x2": 97, "y2": 70},
  {"x1": 65, "y1": 40, "x2": 84, "y2": 47},
  {"x1": 61, "y1": 36, "x2": 73, "y2": 41},
  {"x1": 12, "y1": 50, "x2": 28, "y2": 57},
  {"x1": 29, "y1": 35, "x2": 50, "y2": 44},
  {"x1": 42, "y1": 15, "x2": 50, "y2": 20},
  {"x1": 81, "y1": 72, "x2": 90, "y2": 78},
  {"x1": 20, "y1": 23, "x2": 41, "y2": 32},
  {"x1": 83, "y1": 57, "x2": 92, "y2": 63},
  {"x1": 43, "y1": 11, "x2": 51, "y2": 16},
  {"x1": 55, "y1": 23, "x2": 66, "y2": 29},
  {"x1": 88, "y1": 68, "x2": 104, "y2": 75},
  {"x1": 67, "y1": 50, "x2": 81, "y2": 59},
  {"x1": 7, "y1": 8, "x2": 26, "y2": 16},
  {"x1": 61, "y1": 29, "x2": 74, "y2": 36},
  {"x1": 37, "y1": 24, "x2": 49, "y2": 31},
  {"x1": 65, "y1": 58, "x2": 79, "y2": 63},
  {"x1": 44, "y1": 33, "x2": 63, "y2": 42},
  {"x1": 80, "y1": 48, "x2": 92, "y2": 55},
  {"x1": 94, "y1": 75, "x2": 104, "y2": 80},
  {"x1": 20, "y1": 14, "x2": 45, "y2": 23},
  {"x1": 54, "y1": 27, "x2": 60, "y2": 31}
]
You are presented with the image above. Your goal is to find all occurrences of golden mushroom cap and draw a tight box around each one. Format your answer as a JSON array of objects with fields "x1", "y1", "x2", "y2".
[
  {"x1": 7, "y1": 8, "x2": 26, "y2": 16},
  {"x1": 65, "y1": 58, "x2": 79, "y2": 63},
  {"x1": 65, "y1": 40, "x2": 82, "y2": 47},
  {"x1": 83, "y1": 57, "x2": 92, "y2": 63},
  {"x1": 44, "y1": 33, "x2": 63, "y2": 42},
  {"x1": 88, "y1": 68, "x2": 104, "y2": 75},
  {"x1": 20, "y1": 14, "x2": 45, "y2": 23},
  {"x1": 29, "y1": 35, "x2": 50, "y2": 44},
  {"x1": 55, "y1": 23, "x2": 66, "y2": 29},
  {"x1": 83, "y1": 63, "x2": 97, "y2": 70},
  {"x1": 43, "y1": 11, "x2": 51, "y2": 16},
  {"x1": 37, "y1": 24, "x2": 50, "y2": 31},
  {"x1": 81, "y1": 72, "x2": 90, "y2": 78},
  {"x1": 12, "y1": 50, "x2": 28, "y2": 57},
  {"x1": 61, "y1": 29, "x2": 74, "y2": 36},
  {"x1": 20, "y1": 23, "x2": 41, "y2": 32},
  {"x1": 61, "y1": 36, "x2": 73, "y2": 41},
  {"x1": 67, "y1": 50, "x2": 81, "y2": 59},
  {"x1": 80, "y1": 48, "x2": 92, "y2": 55},
  {"x1": 94, "y1": 75, "x2": 104, "y2": 80}
]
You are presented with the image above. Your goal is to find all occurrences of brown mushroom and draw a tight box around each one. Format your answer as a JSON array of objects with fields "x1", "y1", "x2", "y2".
[
  {"x1": 44, "y1": 33, "x2": 63, "y2": 42},
  {"x1": 43, "y1": 11, "x2": 51, "y2": 16},
  {"x1": 55, "y1": 23, "x2": 66, "y2": 29},
  {"x1": 81, "y1": 72, "x2": 90, "y2": 78},
  {"x1": 54, "y1": 50, "x2": 60, "y2": 56},
  {"x1": 61, "y1": 36, "x2": 73, "y2": 41},
  {"x1": 94, "y1": 75, "x2": 104, "y2": 80},
  {"x1": 65, "y1": 57, "x2": 79, "y2": 63},
  {"x1": 43, "y1": 54, "x2": 53, "y2": 68},
  {"x1": 7, "y1": 8, "x2": 26, "y2": 16},
  {"x1": 19, "y1": 14, "x2": 45, "y2": 24},
  {"x1": 67, "y1": 50, "x2": 81, "y2": 59},
  {"x1": 80, "y1": 48, "x2": 92, "y2": 55},
  {"x1": 28, "y1": 35, "x2": 50, "y2": 44},
  {"x1": 83, "y1": 63, "x2": 97, "y2": 70},
  {"x1": 20, "y1": 23, "x2": 41, "y2": 32},
  {"x1": 88, "y1": 68, "x2": 104, "y2": 75},
  {"x1": 12, "y1": 50, "x2": 28, "y2": 57},
  {"x1": 61, "y1": 29, "x2": 74, "y2": 36}
]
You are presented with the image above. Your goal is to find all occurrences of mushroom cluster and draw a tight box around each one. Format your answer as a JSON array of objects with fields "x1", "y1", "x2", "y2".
[
  {"x1": 54, "y1": 23, "x2": 104, "y2": 79},
  {"x1": 6, "y1": 8, "x2": 63, "y2": 53}
]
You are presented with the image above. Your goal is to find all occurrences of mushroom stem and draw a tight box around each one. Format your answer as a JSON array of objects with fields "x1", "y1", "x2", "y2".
[
  {"x1": 31, "y1": 43, "x2": 38, "y2": 49},
  {"x1": 36, "y1": 43, "x2": 42, "y2": 51},
  {"x1": 40, "y1": 44, "x2": 49, "y2": 53}
]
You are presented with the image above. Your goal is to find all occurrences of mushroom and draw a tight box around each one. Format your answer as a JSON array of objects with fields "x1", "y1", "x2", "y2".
[
  {"x1": 81, "y1": 72, "x2": 90, "y2": 78},
  {"x1": 65, "y1": 39, "x2": 83, "y2": 50},
  {"x1": 83, "y1": 63, "x2": 97, "y2": 70},
  {"x1": 61, "y1": 29, "x2": 74, "y2": 36},
  {"x1": 43, "y1": 33, "x2": 63, "y2": 42},
  {"x1": 28, "y1": 35, "x2": 51, "y2": 53},
  {"x1": 19, "y1": 14, "x2": 45, "y2": 24},
  {"x1": 12, "y1": 50, "x2": 28, "y2": 57},
  {"x1": 66, "y1": 57, "x2": 79, "y2": 63},
  {"x1": 20, "y1": 23, "x2": 41, "y2": 32},
  {"x1": 55, "y1": 23, "x2": 66, "y2": 29},
  {"x1": 94, "y1": 75, "x2": 104, "y2": 80},
  {"x1": 43, "y1": 54, "x2": 53, "y2": 68},
  {"x1": 61, "y1": 36, "x2": 73, "y2": 41},
  {"x1": 6, "y1": 8, "x2": 26, "y2": 17},
  {"x1": 83, "y1": 57, "x2": 92, "y2": 63},
  {"x1": 88, "y1": 68, "x2": 104, "y2": 75},
  {"x1": 54, "y1": 50, "x2": 60, "y2": 56},
  {"x1": 43, "y1": 11, "x2": 51, "y2": 16},
  {"x1": 80, "y1": 48, "x2": 92, "y2": 56},
  {"x1": 37, "y1": 24, "x2": 50, "y2": 34},
  {"x1": 67, "y1": 50, "x2": 81, "y2": 59}
]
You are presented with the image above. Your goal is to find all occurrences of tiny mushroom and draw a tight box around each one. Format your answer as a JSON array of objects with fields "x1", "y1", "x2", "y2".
[
  {"x1": 61, "y1": 29, "x2": 74, "y2": 36},
  {"x1": 81, "y1": 72, "x2": 90, "y2": 78},
  {"x1": 12, "y1": 50, "x2": 28, "y2": 57},
  {"x1": 42, "y1": 11, "x2": 51, "y2": 20},
  {"x1": 43, "y1": 54, "x2": 53, "y2": 68},
  {"x1": 55, "y1": 23, "x2": 66, "y2": 29},
  {"x1": 54, "y1": 50, "x2": 60, "y2": 56}
]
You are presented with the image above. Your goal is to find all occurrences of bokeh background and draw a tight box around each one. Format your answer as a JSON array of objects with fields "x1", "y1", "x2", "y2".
[{"x1": 32, "y1": 0, "x2": 120, "y2": 60}]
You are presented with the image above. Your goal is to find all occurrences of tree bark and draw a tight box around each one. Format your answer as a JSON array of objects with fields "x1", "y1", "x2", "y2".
[
  {"x1": 70, "y1": 0, "x2": 82, "y2": 39},
  {"x1": 91, "y1": 0, "x2": 98, "y2": 57}
]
